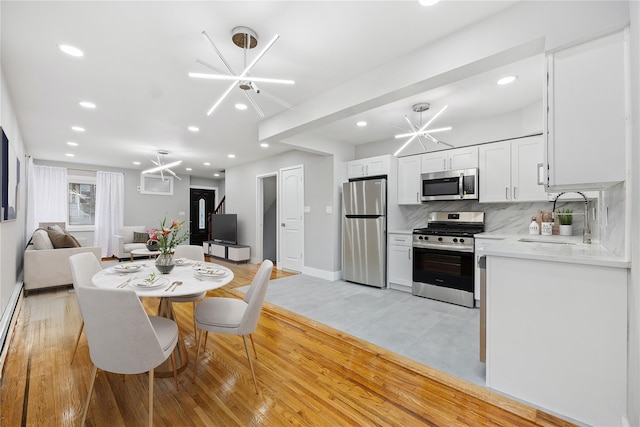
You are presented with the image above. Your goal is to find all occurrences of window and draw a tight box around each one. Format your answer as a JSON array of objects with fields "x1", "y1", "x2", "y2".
[{"x1": 68, "y1": 175, "x2": 96, "y2": 226}]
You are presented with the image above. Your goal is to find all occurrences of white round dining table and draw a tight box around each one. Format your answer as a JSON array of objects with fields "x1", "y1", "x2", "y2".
[{"x1": 92, "y1": 259, "x2": 234, "y2": 376}]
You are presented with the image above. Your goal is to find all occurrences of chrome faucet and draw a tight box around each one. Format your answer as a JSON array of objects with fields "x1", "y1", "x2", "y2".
[{"x1": 552, "y1": 192, "x2": 591, "y2": 244}]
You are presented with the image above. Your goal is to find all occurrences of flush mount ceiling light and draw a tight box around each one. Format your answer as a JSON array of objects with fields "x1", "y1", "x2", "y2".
[
  {"x1": 189, "y1": 26, "x2": 294, "y2": 118},
  {"x1": 497, "y1": 75, "x2": 518, "y2": 85},
  {"x1": 188, "y1": 126, "x2": 199, "y2": 132},
  {"x1": 392, "y1": 103, "x2": 453, "y2": 156},
  {"x1": 71, "y1": 126, "x2": 85, "y2": 132},
  {"x1": 142, "y1": 150, "x2": 182, "y2": 181},
  {"x1": 58, "y1": 44, "x2": 84, "y2": 57},
  {"x1": 419, "y1": 0, "x2": 442, "y2": 5},
  {"x1": 356, "y1": 121, "x2": 367, "y2": 127},
  {"x1": 79, "y1": 101, "x2": 96, "y2": 109}
]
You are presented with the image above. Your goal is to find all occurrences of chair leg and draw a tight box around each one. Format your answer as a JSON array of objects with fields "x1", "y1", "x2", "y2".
[
  {"x1": 242, "y1": 335, "x2": 259, "y2": 394},
  {"x1": 70, "y1": 320, "x2": 84, "y2": 364},
  {"x1": 148, "y1": 369, "x2": 154, "y2": 427},
  {"x1": 192, "y1": 329, "x2": 203, "y2": 384},
  {"x1": 170, "y1": 351, "x2": 179, "y2": 391},
  {"x1": 81, "y1": 365, "x2": 98, "y2": 426},
  {"x1": 249, "y1": 334, "x2": 258, "y2": 359},
  {"x1": 191, "y1": 301, "x2": 196, "y2": 335}
]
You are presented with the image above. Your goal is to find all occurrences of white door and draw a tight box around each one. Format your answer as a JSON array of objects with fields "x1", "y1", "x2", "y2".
[{"x1": 280, "y1": 165, "x2": 304, "y2": 272}]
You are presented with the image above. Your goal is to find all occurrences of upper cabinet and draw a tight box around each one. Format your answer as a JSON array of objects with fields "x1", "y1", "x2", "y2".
[
  {"x1": 397, "y1": 156, "x2": 422, "y2": 205},
  {"x1": 479, "y1": 136, "x2": 547, "y2": 203},
  {"x1": 421, "y1": 146, "x2": 478, "y2": 173},
  {"x1": 347, "y1": 154, "x2": 390, "y2": 179},
  {"x1": 545, "y1": 28, "x2": 629, "y2": 191}
]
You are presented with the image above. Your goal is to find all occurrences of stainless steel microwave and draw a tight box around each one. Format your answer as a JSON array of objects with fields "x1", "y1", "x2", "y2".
[{"x1": 420, "y1": 168, "x2": 479, "y2": 202}]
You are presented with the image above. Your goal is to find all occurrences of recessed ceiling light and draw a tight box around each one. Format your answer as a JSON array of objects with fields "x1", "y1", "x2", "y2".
[
  {"x1": 65, "y1": 153, "x2": 75, "y2": 157},
  {"x1": 419, "y1": 0, "x2": 441, "y2": 6},
  {"x1": 497, "y1": 75, "x2": 518, "y2": 85},
  {"x1": 260, "y1": 143, "x2": 269, "y2": 148},
  {"x1": 356, "y1": 121, "x2": 367, "y2": 127},
  {"x1": 228, "y1": 154, "x2": 236, "y2": 159},
  {"x1": 234, "y1": 103, "x2": 248, "y2": 111},
  {"x1": 66, "y1": 141, "x2": 78, "y2": 146},
  {"x1": 133, "y1": 161, "x2": 141, "y2": 166},
  {"x1": 188, "y1": 126, "x2": 199, "y2": 132},
  {"x1": 79, "y1": 101, "x2": 96, "y2": 109},
  {"x1": 185, "y1": 167, "x2": 193, "y2": 171},
  {"x1": 71, "y1": 126, "x2": 85, "y2": 132},
  {"x1": 204, "y1": 162, "x2": 210, "y2": 166},
  {"x1": 213, "y1": 173, "x2": 220, "y2": 177},
  {"x1": 58, "y1": 44, "x2": 84, "y2": 57}
]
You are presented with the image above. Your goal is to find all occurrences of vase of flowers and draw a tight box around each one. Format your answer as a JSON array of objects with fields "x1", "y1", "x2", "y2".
[{"x1": 147, "y1": 218, "x2": 190, "y2": 274}]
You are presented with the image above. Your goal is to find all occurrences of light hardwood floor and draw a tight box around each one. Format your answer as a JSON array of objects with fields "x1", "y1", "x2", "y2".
[{"x1": 1, "y1": 258, "x2": 576, "y2": 426}]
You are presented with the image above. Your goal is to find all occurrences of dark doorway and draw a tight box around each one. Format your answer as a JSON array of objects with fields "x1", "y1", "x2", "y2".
[{"x1": 190, "y1": 188, "x2": 215, "y2": 247}]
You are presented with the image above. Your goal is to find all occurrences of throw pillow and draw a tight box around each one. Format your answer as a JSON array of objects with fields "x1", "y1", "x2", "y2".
[
  {"x1": 47, "y1": 229, "x2": 81, "y2": 248},
  {"x1": 133, "y1": 231, "x2": 149, "y2": 243},
  {"x1": 47, "y1": 224, "x2": 65, "y2": 234},
  {"x1": 32, "y1": 229, "x2": 54, "y2": 250}
]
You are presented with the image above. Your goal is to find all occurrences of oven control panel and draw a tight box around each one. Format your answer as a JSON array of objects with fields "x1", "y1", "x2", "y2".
[{"x1": 412, "y1": 234, "x2": 475, "y2": 251}]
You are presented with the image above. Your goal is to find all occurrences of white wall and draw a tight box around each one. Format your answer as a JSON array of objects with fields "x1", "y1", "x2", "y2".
[{"x1": 0, "y1": 64, "x2": 28, "y2": 353}]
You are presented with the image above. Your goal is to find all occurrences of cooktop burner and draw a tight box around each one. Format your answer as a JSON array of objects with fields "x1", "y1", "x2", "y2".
[{"x1": 412, "y1": 211, "x2": 485, "y2": 238}]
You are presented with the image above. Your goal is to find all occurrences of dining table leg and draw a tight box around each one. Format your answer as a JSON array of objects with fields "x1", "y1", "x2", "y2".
[{"x1": 154, "y1": 297, "x2": 189, "y2": 377}]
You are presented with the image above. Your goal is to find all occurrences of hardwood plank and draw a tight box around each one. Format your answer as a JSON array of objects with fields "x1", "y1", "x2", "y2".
[{"x1": 0, "y1": 258, "x2": 576, "y2": 427}]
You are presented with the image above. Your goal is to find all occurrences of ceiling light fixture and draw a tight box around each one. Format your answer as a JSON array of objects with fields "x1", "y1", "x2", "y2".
[
  {"x1": 133, "y1": 161, "x2": 141, "y2": 165},
  {"x1": 356, "y1": 121, "x2": 367, "y2": 127},
  {"x1": 228, "y1": 154, "x2": 236, "y2": 159},
  {"x1": 419, "y1": 0, "x2": 442, "y2": 6},
  {"x1": 392, "y1": 103, "x2": 452, "y2": 157},
  {"x1": 58, "y1": 44, "x2": 84, "y2": 57},
  {"x1": 71, "y1": 126, "x2": 85, "y2": 132},
  {"x1": 188, "y1": 126, "x2": 199, "y2": 132},
  {"x1": 67, "y1": 141, "x2": 78, "y2": 146},
  {"x1": 204, "y1": 162, "x2": 211, "y2": 166},
  {"x1": 65, "y1": 153, "x2": 75, "y2": 157},
  {"x1": 142, "y1": 150, "x2": 182, "y2": 180},
  {"x1": 79, "y1": 101, "x2": 96, "y2": 109},
  {"x1": 497, "y1": 75, "x2": 518, "y2": 85},
  {"x1": 235, "y1": 103, "x2": 248, "y2": 110},
  {"x1": 214, "y1": 173, "x2": 220, "y2": 177},
  {"x1": 260, "y1": 143, "x2": 269, "y2": 148},
  {"x1": 190, "y1": 26, "x2": 294, "y2": 118}
]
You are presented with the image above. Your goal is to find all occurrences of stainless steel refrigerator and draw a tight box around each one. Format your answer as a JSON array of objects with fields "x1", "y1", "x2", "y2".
[{"x1": 342, "y1": 177, "x2": 387, "y2": 288}]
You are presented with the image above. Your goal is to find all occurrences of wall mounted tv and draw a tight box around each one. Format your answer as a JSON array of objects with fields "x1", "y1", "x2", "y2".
[{"x1": 211, "y1": 213, "x2": 238, "y2": 245}]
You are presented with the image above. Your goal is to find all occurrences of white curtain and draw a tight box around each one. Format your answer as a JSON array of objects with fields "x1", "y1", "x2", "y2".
[
  {"x1": 94, "y1": 171, "x2": 124, "y2": 258},
  {"x1": 25, "y1": 158, "x2": 68, "y2": 240}
]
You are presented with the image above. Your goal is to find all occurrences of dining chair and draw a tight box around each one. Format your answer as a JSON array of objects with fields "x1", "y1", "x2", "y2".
[
  {"x1": 170, "y1": 245, "x2": 207, "y2": 334},
  {"x1": 68, "y1": 252, "x2": 102, "y2": 364},
  {"x1": 192, "y1": 259, "x2": 273, "y2": 393},
  {"x1": 77, "y1": 286, "x2": 179, "y2": 427}
]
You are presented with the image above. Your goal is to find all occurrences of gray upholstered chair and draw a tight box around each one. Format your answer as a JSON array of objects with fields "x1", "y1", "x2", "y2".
[
  {"x1": 77, "y1": 286, "x2": 179, "y2": 427},
  {"x1": 192, "y1": 259, "x2": 273, "y2": 393},
  {"x1": 170, "y1": 245, "x2": 207, "y2": 334},
  {"x1": 68, "y1": 252, "x2": 102, "y2": 364}
]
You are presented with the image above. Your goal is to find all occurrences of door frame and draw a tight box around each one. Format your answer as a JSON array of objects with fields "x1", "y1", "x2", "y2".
[
  {"x1": 189, "y1": 185, "x2": 218, "y2": 245},
  {"x1": 255, "y1": 172, "x2": 278, "y2": 266}
]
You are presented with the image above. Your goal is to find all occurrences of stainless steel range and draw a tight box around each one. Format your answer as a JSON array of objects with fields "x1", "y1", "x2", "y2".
[{"x1": 412, "y1": 212, "x2": 484, "y2": 308}]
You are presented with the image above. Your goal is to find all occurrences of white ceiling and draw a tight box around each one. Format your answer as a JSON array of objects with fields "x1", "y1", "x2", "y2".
[{"x1": 1, "y1": 1, "x2": 543, "y2": 179}]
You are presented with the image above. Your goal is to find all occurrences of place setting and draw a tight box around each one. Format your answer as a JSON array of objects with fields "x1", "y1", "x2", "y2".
[
  {"x1": 193, "y1": 265, "x2": 229, "y2": 281},
  {"x1": 109, "y1": 263, "x2": 146, "y2": 275}
]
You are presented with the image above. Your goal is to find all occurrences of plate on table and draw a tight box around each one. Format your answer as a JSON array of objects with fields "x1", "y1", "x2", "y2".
[
  {"x1": 194, "y1": 267, "x2": 227, "y2": 277},
  {"x1": 174, "y1": 257, "x2": 193, "y2": 266},
  {"x1": 113, "y1": 263, "x2": 144, "y2": 273},
  {"x1": 130, "y1": 277, "x2": 169, "y2": 290}
]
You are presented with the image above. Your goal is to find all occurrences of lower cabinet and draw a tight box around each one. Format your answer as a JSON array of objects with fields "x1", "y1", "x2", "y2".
[
  {"x1": 203, "y1": 241, "x2": 250, "y2": 263},
  {"x1": 388, "y1": 233, "x2": 412, "y2": 292}
]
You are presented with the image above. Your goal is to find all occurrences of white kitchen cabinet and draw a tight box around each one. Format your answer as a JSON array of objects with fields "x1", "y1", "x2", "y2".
[
  {"x1": 421, "y1": 146, "x2": 478, "y2": 173},
  {"x1": 545, "y1": 28, "x2": 628, "y2": 191},
  {"x1": 479, "y1": 136, "x2": 547, "y2": 203},
  {"x1": 347, "y1": 154, "x2": 390, "y2": 179},
  {"x1": 388, "y1": 233, "x2": 412, "y2": 292},
  {"x1": 485, "y1": 255, "x2": 627, "y2": 427},
  {"x1": 397, "y1": 155, "x2": 421, "y2": 205},
  {"x1": 474, "y1": 237, "x2": 503, "y2": 303}
]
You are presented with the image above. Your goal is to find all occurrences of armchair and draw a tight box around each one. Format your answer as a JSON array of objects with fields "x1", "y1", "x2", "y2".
[{"x1": 111, "y1": 225, "x2": 148, "y2": 260}]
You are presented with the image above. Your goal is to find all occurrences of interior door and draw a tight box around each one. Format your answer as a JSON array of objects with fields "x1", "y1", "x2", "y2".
[
  {"x1": 189, "y1": 188, "x2": 215, "y2": 247},
  {"x1": 280, "y1": 165, "x2": 304, "y2": 272}
]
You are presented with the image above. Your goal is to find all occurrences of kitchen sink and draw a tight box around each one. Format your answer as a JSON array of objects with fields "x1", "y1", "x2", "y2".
[{"x1": 518, "y1": 238, "x2": 576, "y2": 245}]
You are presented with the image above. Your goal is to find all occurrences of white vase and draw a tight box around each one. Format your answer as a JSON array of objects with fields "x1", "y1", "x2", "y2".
[{"x1": 559, "y1": 224, "x2": 573, "y2": 236}]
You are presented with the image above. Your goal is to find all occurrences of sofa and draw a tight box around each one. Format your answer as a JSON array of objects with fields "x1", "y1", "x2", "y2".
[
  {"x1": 111, "y1": 225, "x2": 149, "y2": 260},
  {"x1": 24, "y1": 228, "x2": 102, "y2": 294}
]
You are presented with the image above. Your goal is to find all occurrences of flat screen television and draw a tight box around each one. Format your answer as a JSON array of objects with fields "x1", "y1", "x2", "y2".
[{"x1": 211, "y1": 213, "x2": 237, "y2": 245}]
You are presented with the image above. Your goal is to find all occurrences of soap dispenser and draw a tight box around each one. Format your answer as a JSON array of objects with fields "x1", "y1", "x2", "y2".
[{"x1": 529, "y1": 216, "x2": 539, "y2": 235}]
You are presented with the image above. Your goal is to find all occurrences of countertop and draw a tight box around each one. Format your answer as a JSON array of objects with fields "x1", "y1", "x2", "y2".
[
  {"x1": 476, "y1": 233, "x2": 630, "y2": 269},
  {"x1": 388, "y1": 230, "x2": 413, "y2": 235}
]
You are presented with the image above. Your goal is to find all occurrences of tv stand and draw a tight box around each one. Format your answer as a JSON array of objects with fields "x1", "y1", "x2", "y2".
[{"x1": 203, "y1": 241, "x2": 250, "y2": 263}]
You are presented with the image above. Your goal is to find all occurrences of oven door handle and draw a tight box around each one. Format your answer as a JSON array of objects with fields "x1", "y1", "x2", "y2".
[
  {"x1": 458, "y1": 172, "x2": 464, "y2": 199},
  {"x1": 413, "y1": 243, "x2": 474, "y2": 253}
]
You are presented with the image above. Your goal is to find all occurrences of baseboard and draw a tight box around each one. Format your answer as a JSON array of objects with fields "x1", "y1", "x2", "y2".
[
  {"x1": 0, "y1": 282, "x2": 24, "y2": 378},
  {"x1": 301, "y1": 266, "x2": 341, "y2": 281}
]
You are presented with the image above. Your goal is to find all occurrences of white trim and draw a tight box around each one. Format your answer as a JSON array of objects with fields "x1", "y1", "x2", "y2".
[
  {"x1": 301, "y1": 265, "x2": 342, "y2": 282},
  {"x1": 0, "y1": 280, "x2": 24, "y2": 378},
  {"x1": 255, "y1": 172, "x2": 278, "y2": 264}
]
